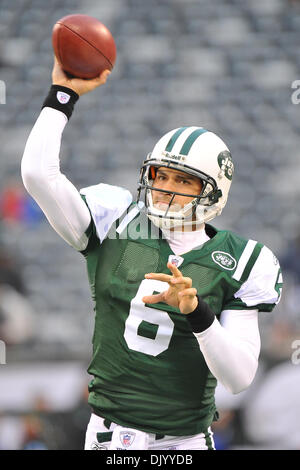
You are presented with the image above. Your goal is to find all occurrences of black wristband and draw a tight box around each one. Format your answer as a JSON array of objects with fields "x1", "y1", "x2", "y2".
[
  {"x1": 185, "y1": 295, "x2": 215, "y2": 333},
  {"x1": 42, "y1": 85, "x2": 79, "y2": 120}
]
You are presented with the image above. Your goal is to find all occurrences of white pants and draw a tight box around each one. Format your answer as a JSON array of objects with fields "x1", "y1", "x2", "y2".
[{"x1": 84, "y1": 413, "x2": 215, "y2": 450}]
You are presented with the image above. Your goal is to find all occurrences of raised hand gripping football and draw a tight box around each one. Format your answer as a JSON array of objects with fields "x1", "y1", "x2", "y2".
[
  {"x1": 142, "y1": 262, "x2": 198, "y2": 315},
  {"x1": 52, "y1": 56, "x2": 111, "y2": 96}
]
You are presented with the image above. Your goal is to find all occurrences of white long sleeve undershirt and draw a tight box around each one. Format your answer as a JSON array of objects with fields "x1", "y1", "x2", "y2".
[
  {"x1": 21, "y1": 107, "x2": 91, "y2": 251},
  {"x1": 195, "y1": 310, "x2": 260, "y2": 394},
  {"x1": 21, "y1": 107, "x2": 261, "y2": 394}
]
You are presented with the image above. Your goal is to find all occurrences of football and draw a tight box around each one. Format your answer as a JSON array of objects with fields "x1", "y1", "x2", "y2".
[{"x1": 52, "y1": 14, "x2": 117, "y2": 79}]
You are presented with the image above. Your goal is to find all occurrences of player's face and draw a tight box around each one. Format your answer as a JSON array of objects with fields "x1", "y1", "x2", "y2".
[{"x1": 151, "y1": 167, "x2": 203, "y2": 212}]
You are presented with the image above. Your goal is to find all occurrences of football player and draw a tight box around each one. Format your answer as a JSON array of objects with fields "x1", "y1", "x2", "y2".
[{"x1": 21, "y1": 58, "x2": 282, "y2": 450}]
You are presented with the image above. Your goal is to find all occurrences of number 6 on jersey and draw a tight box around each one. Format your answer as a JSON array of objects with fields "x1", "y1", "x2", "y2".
[{"x1": 124, "y1": 279, "x2": 175, "y2": 357}]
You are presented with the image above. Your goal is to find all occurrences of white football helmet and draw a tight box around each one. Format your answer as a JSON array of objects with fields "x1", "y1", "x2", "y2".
[{"x1": 137, "y1": 126, "x2": 234, "y2": 229}]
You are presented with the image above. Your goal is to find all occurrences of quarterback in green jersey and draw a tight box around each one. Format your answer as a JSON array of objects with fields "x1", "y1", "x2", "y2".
[{"x1": 21, "y1": 59, "x2": 282, "y2": 450}]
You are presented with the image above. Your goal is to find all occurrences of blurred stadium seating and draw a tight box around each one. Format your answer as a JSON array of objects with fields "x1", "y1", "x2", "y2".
[{"x1": 0, "y1": 0, "x2": 300, "y2": 449}]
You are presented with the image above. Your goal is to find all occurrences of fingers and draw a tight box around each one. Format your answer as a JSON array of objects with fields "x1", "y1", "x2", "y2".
[
  {"x1": 167, "y1": 262, "x2": 182, "y2": 278},
  {"x1": 145, "y1": 272, "x2": 172, "y2": 283},
  {"x1": 51, "y1": 56, "x2": 111, "y2": 95},
  {"x1": 178, "y1": 287, "x2": 197, "y2": 298},
  {"x1": 170, "y1": 276, "x2": 192, "y2": 287},
  {"x1": 52, "y1": 55, "x2": 68, "y2": 84},
  {"x1": 88, "y1": 69, "x2": 111, "y2": 87},
  {"x1": 167, "y1": 263, "x2": 192, "y2": 287},
  {"x1": 178, "y1": 288, "x2": 198, "y2": 314},
  {"x1": 145, "y1": 269, "x2": 192, "y2": 288},
  {"x1": 142, "y1": 292, "x2": 165, "y2": 304},
  {"x1": 100, "y1": 69, "x2": 111, "y2": 81},
  {"x1": 90, "y1": 69, "x2": 111, "y2": 86},
  {"x1": 52, "y1": 55, "x2": 63, "y2": 74}
]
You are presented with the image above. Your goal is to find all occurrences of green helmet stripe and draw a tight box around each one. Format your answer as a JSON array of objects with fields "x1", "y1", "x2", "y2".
[
  {"x1": 165, "y1": 127, "x2": 188, "y2": 152},
  {"x1": 179, "y1": 128, "x2": 207, "y2": 155}
]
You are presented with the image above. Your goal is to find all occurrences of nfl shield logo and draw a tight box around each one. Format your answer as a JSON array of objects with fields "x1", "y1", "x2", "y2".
[
  {"x1": 120, "y1": 431, "x2": 136, "y2": 448},
  {"x1": 56, "y1": 91, "x2": 70, "y2": 104},
  {"x1": 168, "y1": 255, "x2": 184, "y2": 268}
]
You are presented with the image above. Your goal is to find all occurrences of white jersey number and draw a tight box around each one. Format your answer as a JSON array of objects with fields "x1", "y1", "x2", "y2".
[{"x1": 124, "y1": 279, "x2": 174, "y2": 357}]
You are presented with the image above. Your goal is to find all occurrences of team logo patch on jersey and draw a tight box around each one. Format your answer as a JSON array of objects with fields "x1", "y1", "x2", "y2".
[
  {"x1": 56, "y1": 91, "x2": 70, "y2": 104},
  {"x1": 212, "y1": 251, "x2": 237, "y2": 270},
  {"x1": 168, "y1": 255, "x2": 184, "y2": 268},
  {"x1": 120, "y1": 431, "x2": 136, "y2": 448}
]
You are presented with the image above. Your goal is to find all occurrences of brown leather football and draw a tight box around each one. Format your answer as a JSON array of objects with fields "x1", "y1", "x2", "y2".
[{"x1": 52, "y1": 14, "x2": 116, "y2": 79}]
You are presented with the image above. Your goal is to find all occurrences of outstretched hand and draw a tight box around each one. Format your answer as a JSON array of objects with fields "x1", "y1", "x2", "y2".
[
  {"x1": 52, "y1": 56, "x2": 111, "y2": 96},
  {"x1": 142, "y1": 262, "x2": 198, "y2": 314}
]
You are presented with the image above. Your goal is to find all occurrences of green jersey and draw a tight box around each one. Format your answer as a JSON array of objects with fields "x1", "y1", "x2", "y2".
[{"x1": 79, "y1": 184, "x2": 282, "y2": 436}]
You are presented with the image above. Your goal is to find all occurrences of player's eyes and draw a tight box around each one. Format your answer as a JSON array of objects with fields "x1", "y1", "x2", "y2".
[
  {"x1": 155, "y1": 175, "x2": 191, "y2": 184},
  {"x1": 179, "y1": 179, "x2": 190, "y2": 185}
]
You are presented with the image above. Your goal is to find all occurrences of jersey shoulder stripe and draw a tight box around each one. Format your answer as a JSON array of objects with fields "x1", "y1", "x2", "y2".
[
  {"x1": 239, "y1": 242, "x2": 264, "y2": 284},
  {"x1": 229, "y1": 244, "x2": 281, "y2": 312},
  {"x1": 232, "y1": 239, "x2": 258, "y2": 281}
]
